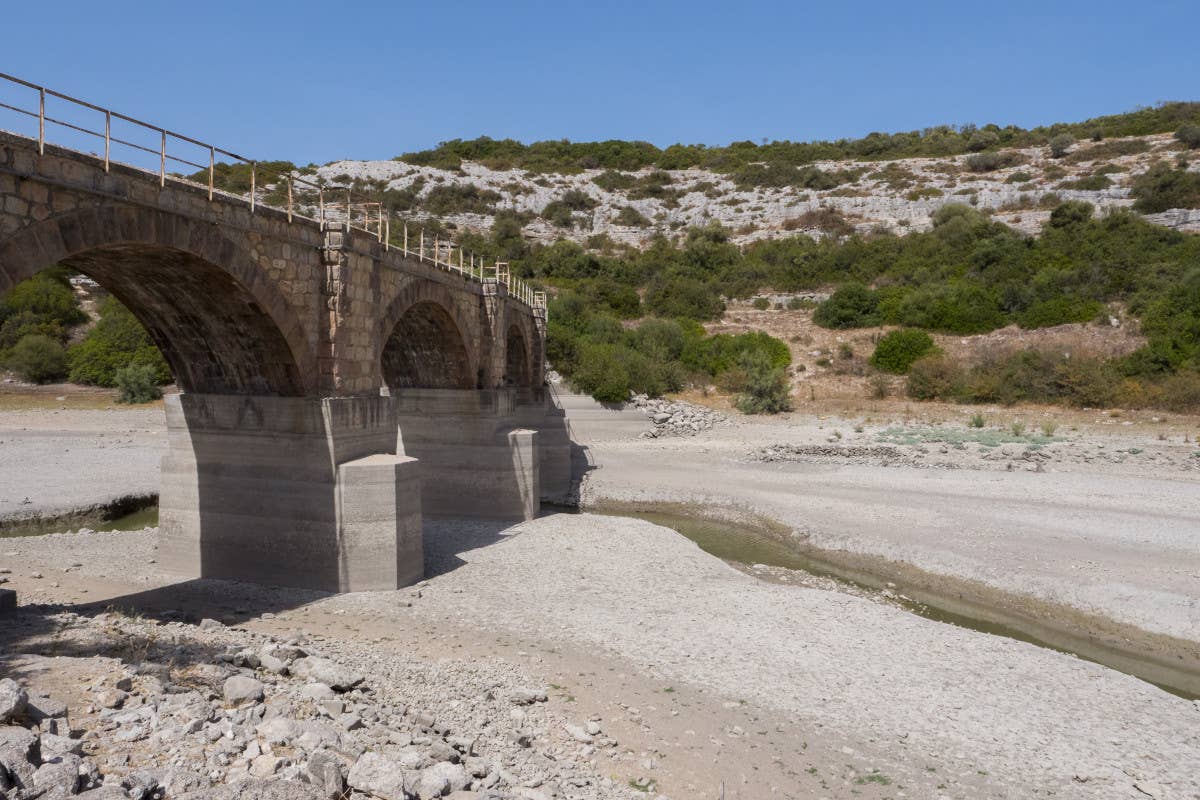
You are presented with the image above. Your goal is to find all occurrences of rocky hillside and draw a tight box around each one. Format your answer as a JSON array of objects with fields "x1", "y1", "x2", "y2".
[{"x1": 309, "y1": 133, "x2": 1199, "y2": 247}]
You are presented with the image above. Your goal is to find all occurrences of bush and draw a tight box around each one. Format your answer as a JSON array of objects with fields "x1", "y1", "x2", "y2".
[
  {"x1": 813, "y1": 283, "x2": 879, "y2": 328},
  {"x1": 644, "y1": 278, "x2": 725, "y2": 321},
  {"x1": 906, "y1": 355, "x2": 964, "y2": 400},
  {"x1": 751, "y1": 297, "x2": 771, "y2": 310},
  {"x1": 1131, "y1": 163, "x2": 1200, "y2": 212},
  {"x1": 1049, "y1": 134, "x2": 1075, "y2": 158},
  {"x1": 1175, "y1": 125, "x2": 1200, "y2": 149},
  {"x1": 870, "y1": 329, "x2": 937, "y2": 373},
  {"x1": 0, "y1": 272, "x2": 86, "y2": 331},
  {"x1": 67, "y1": 297, "x2": 170, "y2": 387},
  {"x1": 613, "y1": 206, "x2": 650, "y2": 226},
  {"x1": 733, "y1": 350, "x2": 793, "y2": 414},
  {"x1": 965, "y1": 151, "x2": 1024, "y2": 172},
  {"x1": 115, "y1": 364, "x2": 163, "y2": 404},
  {"x1": 6, "y1": 334, "x2": 67, "y2": 383},
  {"x1": 1017, "y1": 296, "x2": 1102, "y2": 328}
]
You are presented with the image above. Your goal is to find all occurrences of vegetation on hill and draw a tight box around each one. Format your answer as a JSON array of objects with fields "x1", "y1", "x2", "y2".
[
  {"x1": 396, "y1": 102, "x2": 1200, "y2": 178},
  {"x1": 452, "y1": 194, "x2": 1200, "y2": 410}
]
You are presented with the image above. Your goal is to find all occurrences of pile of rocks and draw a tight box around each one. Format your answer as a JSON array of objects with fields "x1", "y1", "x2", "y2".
[
  {"x1": 631, "y1": 397, "x2": 729, "y2": 437},
  {"x1": 0, "y1": 607, "x2": 635, "y2": 800}
]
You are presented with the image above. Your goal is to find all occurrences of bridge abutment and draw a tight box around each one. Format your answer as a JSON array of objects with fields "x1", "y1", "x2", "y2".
[{"x1": 158, "y1": 393, "x2": 422, "y2": 592}]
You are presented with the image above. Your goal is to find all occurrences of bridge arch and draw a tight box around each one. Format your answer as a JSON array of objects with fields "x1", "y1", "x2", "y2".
[
  {"x1": 0, "y1": 205, "x2": 313, "y2": 396},
  {"x1": 378, "y1": 281, "x2": 480, "y2": 390}
]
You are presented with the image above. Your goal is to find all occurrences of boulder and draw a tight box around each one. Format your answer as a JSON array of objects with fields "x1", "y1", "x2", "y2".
[
  {"x1": 305, "y1": 751, "x2": 346, "y2": 800},
  {"x1": 33, "y1": 753, "x2": 81, "y2": 795},
  {"x1": 290, "y1": 657, "x2": 363, "y2": 692},
  {"x1": 0, "y1": 679, "x2": 27, "y2": 723},
  {"x1": 419, "y1": 761, "x2": 469, "y2": 796},
  {"x1": 347, "y1": 752, "x2": 415, "y2": 799},
  {"x1": 222, "y1": 676, "x2": 264, "y2": 705}
]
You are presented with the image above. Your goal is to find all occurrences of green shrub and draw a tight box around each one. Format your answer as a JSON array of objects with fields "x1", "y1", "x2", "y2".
[
  {"x1": 569, "y1": 342, "x2": 636, "y2": 403},
  {"x1": 813, "y1": 283, "x2": 879, "y2": 329},
  {"x1": 870, "y1": 329, "x2": 937, "y2": 373},
  {"x1": 1049, "y1": 134, "x2": 1075, "y2": 158},
  {"x1": 67, "y1": 297, "x2": 170, "y2": 387},
  {"x1": 1175, "y1": 125, "x2": 1200, "y2": 149},
  {"x1": 421, "y1": 183, "x2": 501, "y2": 215},
  {"x1": 1017, "y1": 296, "x2": 1102, "y2": 329},
  {"x1": 733, "y1": 350, "x2": 793, "y2": 414},
  {"x1": 613, "y1": 206, "x2": 650, "y2": 226},
  {"x1": 0, "y1": 311, "x2": 65, "y2": 352},
  {"x1": 644, "y1": 278, "x2": 725, "y2": 320},
  {"x1": 6, "y1": 334, "x2": 67, "y2": 383},
  {"x1": 906, "y1": 356, "x2": 964, "y2": 400},
  {"x1": 751, "y1": 297, "x2": 771, "y2": 310},
  {"x1": 965, "y1": 151, "x2": 1024, "y2": 172},
  {"x1": 0, "y1": 272, "x2": 86, "y2": 331},
  {"x1": 1058, "y1": 174, "x2": 1112, "y2": 191},
  {"x1": 1131, "y1": 163, "x2": 1200, "y2": 212},
  {"x1": 115, "y1": 364, "x2": 163, "y2": 403}
]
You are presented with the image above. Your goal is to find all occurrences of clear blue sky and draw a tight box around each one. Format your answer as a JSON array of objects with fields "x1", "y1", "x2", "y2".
[{"x1": 3, "y1": 0, "x2": 1198, "y2": 165}]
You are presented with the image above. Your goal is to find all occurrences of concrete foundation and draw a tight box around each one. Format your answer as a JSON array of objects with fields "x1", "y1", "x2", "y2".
[
  {"x1": 158, "y1": 393, "x2": 422, "y2": 592},
  {"x1": 394, "y1": 389, "x2": 547, "y2": 520}
]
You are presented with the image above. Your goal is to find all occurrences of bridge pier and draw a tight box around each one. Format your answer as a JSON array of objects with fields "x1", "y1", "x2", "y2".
[
  {"x1": 394, "y1": 389, "x2": 542, "y2": 520},
  {"x1": 158, "y1": 393, "x2": 423, "y2": 592}
]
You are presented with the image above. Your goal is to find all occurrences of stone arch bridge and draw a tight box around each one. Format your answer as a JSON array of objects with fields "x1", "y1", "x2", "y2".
[{"x1": 0, "y1": 129, "x2": 573, "y2": 592}]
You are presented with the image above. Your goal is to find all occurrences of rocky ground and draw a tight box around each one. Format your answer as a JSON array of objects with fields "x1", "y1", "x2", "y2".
[
  {"x1": 304, "y1": 133, "x2": 1200, "y2": 247},
  {"x1": 0, "y1": 595, "x2": 631, "y2": 800},
  {"x1": 628, "y1": 396, "x2": 729, "y2": 438}
]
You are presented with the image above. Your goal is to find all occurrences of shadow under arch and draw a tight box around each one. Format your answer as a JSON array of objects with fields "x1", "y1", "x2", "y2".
[
  {"x1": 382, "y1": 299, "x2": 475, "y2": 390},
  {"x1": 0, "y1": 208, "x2": 313, "y2": 396},
  {"x1": 505, "y1": 323, "x2": 531, "y2": 387}
]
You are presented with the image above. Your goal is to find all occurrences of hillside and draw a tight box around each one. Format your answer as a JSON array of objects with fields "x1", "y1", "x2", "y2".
[{"x1": 280, "y1": 103, "x2": 1200, "y2": 248}]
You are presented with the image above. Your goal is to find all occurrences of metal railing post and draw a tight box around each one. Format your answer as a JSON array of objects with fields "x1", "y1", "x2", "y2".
[
  {"x1": 384, "y1": 217, "x2": 390, "y2": 251},
  {"x1": 287, "y1": 177, "x2": 294, "y2": 223},
  {"x1": 377, "y1": 205, "x2": 383, "y2": 243},
  {"x1": 319, "y1": 188, "x2": 325, "y2": 222},
  {"x1": 250, "y1": 162, "x2": 256, "y2": 214},
  {"x1": 434, "y1": 235, "x2": 440, "y2": 267},
  {"x1": 404, "y1": 224, "x2": 409, "y2": 254},
  {"x1": 208, "y1": 146, "x2": 215, "y2": 201},
  {"x1": 159, "y1": 130, "x2": 166, "y2": 187},
  {"x1": 419, "y1": 229, "x2": 424, "y2": 262},
  {"x1": 38, "y1": 88, "x2": 44, "y2": 155},
  {"x1": 103, "y1": 110, "x2": 110, "y2": 172}
]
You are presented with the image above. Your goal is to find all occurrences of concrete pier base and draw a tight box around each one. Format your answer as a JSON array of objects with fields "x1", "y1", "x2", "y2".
[
  {"x1": 158, "y1": 393, "x2": 423, "y2": 592},
  {"x1": 394, "y1": 389, "x2": 546, "y2": 520}
]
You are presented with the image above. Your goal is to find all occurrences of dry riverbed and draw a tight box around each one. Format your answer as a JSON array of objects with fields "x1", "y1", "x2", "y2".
[{"x1": 2, "y1": 397, "x2": 1199, "y2": 799}]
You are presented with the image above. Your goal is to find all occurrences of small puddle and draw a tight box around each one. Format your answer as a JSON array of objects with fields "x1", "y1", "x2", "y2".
[
  {"x1": 0, "y1": 497, "x2": 158, "y2": 538},
  {"x1": 593, "y1": 503, "x2": 1200, "y2": 701}
]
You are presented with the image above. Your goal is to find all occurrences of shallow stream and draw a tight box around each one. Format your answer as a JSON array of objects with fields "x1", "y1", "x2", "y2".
[{"x1": 595, "y1": 504, "x2": 1200, "y2": 701}]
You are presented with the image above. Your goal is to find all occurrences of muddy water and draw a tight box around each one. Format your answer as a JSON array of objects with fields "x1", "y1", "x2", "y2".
[
  {"x1": 595, "y1": 503, "x2": 1200, "y2": 701},
  {"x1": 0, "y1": 499, "x2": 158, "y2": 538}
]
